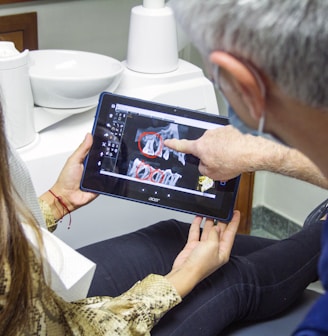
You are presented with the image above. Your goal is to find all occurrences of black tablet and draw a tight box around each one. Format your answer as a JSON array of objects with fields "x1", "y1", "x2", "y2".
[{"x1": 81, "y1": 92, "x2": 240, "y2": 222}]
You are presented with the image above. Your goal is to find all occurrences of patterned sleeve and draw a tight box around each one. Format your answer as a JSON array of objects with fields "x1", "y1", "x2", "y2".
[
  {"x1": 60, "y1": 274, "x2": 182, "y2": 335},
  {"x1": 38, "y1": 198, "x2": 57, "y2": 232}
]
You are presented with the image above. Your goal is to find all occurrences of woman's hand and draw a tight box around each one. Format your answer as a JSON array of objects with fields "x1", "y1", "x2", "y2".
[
  {"x1": 39, "y1": 133, "x2": 98, "y2": 219},
  {"x1": 165, "y1": 211, "x2": 240, "y2": 298}
]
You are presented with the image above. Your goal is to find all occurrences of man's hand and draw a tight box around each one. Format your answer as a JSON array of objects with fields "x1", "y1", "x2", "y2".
[{"x1": 165, "y1": 125, "x2": 254, "y2": 181}]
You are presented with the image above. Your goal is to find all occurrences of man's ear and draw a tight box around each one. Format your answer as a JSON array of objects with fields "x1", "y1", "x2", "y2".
[{"x1": 210, "y1": 51, "x2": 265, "y2": 121}]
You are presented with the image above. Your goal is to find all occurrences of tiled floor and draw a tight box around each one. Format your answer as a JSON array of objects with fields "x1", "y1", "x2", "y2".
[
  {"x1": 250, "y1": 227, "x2": 279, "y2": 239},
  {"x1": 252, "y1": 206, "x2": 301, "y2": 239}
]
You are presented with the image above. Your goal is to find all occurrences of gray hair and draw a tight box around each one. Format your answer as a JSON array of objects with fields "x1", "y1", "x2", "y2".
[{"x1": 170, "y1": 0, "x2": 328, "y2": 108}]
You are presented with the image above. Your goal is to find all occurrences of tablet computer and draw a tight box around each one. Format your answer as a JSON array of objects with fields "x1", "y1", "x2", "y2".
[{"x1": 81, "y1": 92, "x2": 240, "y2": 222}]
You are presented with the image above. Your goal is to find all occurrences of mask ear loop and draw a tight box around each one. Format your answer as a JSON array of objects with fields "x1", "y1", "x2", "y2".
[
  {"x1": 212, "y1": 65, "x2": 231, "y2": 109},
  {"x1": 244, "y1": 62, "x2": 266, "y2": 136},
  {"x1": 257, "y1": 113, "x2": 265, "y2": 136},
  {"x1": 212, "y1": 64, "x2": 221, "y2": 91}
]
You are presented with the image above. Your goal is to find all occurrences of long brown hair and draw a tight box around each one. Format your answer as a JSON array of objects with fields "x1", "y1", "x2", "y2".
[{"x1": 0, "y1": 102, "x2": 44, "y2": 335}]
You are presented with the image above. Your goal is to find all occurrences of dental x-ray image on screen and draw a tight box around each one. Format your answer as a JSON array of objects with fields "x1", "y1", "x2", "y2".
[{"x1": 81, "y1": 92, "x2": 240, "y2": 222}]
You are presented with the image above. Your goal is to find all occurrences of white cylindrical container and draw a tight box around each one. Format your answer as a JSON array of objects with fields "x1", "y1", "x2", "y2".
[
  {"x1": 126, "y1": 0, "x2": 179, "y2": 74},
  {"x1": 0, "y1": 42, "x2": 36, "y2": 148}
]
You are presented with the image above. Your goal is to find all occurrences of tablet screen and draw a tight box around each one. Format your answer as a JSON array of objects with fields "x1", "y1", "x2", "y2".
[{"x1": 81, "y1": 92, "x2": 240, "y2": 222}]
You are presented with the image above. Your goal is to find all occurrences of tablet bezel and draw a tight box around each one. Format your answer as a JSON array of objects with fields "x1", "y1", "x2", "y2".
[{"x1": 81, "y1": 92, "x2": 240, "y2": 222}]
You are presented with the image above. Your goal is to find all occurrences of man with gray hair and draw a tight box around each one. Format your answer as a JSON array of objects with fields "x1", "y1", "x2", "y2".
[{"x1": 165, "y1": 0, "x2": 328, "y2": 334}]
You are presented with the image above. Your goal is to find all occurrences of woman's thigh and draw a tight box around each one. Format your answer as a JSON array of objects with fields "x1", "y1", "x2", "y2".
[
  {"x1": 78, "y1": 216, "x2": 322, "y2": 335},
  {"x1": 78, "y1": 219, "x2": 191, "y2": 296},
  {"x1": 78, "y1": 219, "x2": 277, "y2": 297}
]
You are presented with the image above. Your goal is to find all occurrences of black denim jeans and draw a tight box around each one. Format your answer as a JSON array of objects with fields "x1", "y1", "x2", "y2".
[{"x1": 78, "y1": 202, "x2": 324, "y2": 335}]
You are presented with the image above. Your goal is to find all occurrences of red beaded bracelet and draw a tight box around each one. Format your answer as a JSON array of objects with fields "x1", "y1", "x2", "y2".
[{"x1": 49, "y1": 189, "x2": 72, "y2": 229}]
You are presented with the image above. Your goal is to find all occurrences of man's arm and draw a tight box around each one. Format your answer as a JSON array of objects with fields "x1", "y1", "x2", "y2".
[{"x1": 164, "y1": 125, "x2": 328, "y2": 189}]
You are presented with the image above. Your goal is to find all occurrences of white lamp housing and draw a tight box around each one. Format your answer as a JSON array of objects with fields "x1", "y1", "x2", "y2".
[{"x1": 126, "y1": 0, "x2": 179, "y2": 74}]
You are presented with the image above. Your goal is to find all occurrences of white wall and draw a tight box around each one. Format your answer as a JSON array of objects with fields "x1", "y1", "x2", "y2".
[
  {"x1": 253, "y1": 172, "x2": 327, "y2": 226},
  {"x1": 2, "y1": 0, "x2": 327, "y2": 229},
  {"x1": 0, "y1": 0, "x2": 140, "y2": 60}
]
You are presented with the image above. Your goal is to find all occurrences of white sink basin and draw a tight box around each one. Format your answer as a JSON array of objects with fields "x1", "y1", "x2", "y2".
[{"x1": 29, "y1": 49, "x2": 124, "y2": 108}]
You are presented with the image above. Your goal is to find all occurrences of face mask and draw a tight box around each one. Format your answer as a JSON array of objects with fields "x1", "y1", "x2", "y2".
[
  {"x1": 228, "y1": 104, "x2": 258, "y2": 135},
  {"x1": 227, "y1": 104, "x2": 288, "y2": 145},
  {"x1": 212, "y1": 64, "x2": 288, "y2": 145},
  {"x1": 212, "y1": 65, "x2": 265, "y2": 135}
]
